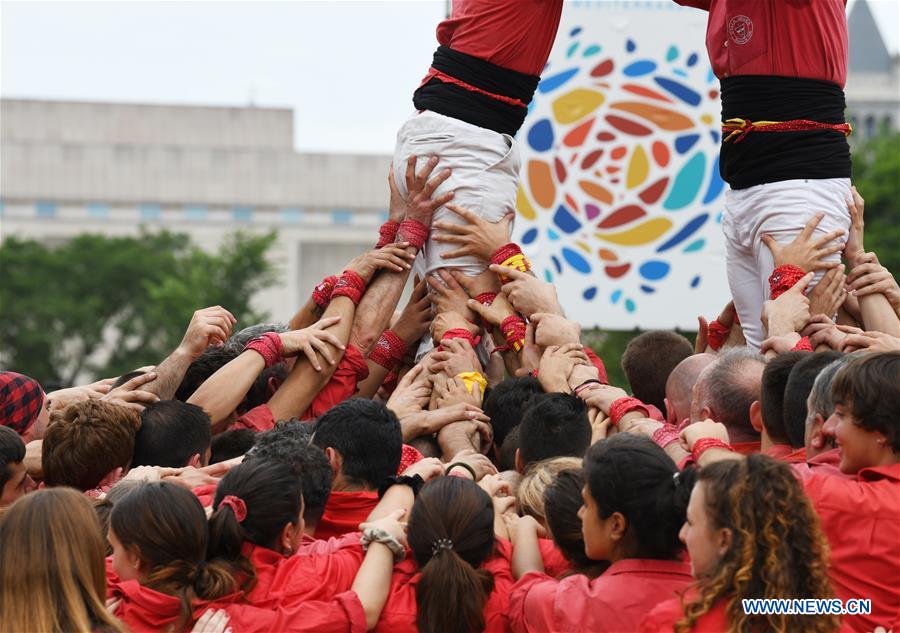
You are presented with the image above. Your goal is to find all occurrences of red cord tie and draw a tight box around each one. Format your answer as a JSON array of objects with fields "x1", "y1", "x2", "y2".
[
  {"x1": 722, "y1": 117, "x2": 852, "y2": 144},
  {"x1": 608, "y1": 396, "x2": 650, "y2": 428},
  {"x1": 439, "y1": 328, "x2": 480, "y2": 351},
  {"x1": 707, "y1": 319, "x2": 731, "y2": 351},
  {"x1": 312, "y1": 275, "x2": 338, "y2": 310},
  {"x1": 397, "y1": 219, "x2": 429, "y2": 250},
  {"x1": 500, "y1": 315, "x2": 526, "y2": 353},
  {"x1": 368, "y1": 330, "x2": 408, "y2": 371},
  {"x1": 768, "y1": 264, "x2": 806, "y2": 299},
  {"x1": 651, "y1": 424, "x2": 681, "y2": 449},
  {"x1": 474, "y1": 292, "x2": 498, "y2": 329},
  {"x1": 376, "y1": 220, "x2": 400, "y2": 249},
  {"x1": 691, "y1": 437, "x2": 735, "y2": 463},
  {"x1": 331, "y1": 270, "x2": 367, "y2": 305},
  {"x1": 791, "y1": 336, "x2": 814, "y2": 353},
  {"x1": 491, "y1": 243, "x2": 532, "y2": 284},
  {"x1": 244, "y1": 332, "x2": 284, "y2": 368}
]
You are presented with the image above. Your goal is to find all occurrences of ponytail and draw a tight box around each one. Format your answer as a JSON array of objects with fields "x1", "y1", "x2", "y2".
[{"x1": 416, "y1": 549, "x2": 494, "y2": 633}]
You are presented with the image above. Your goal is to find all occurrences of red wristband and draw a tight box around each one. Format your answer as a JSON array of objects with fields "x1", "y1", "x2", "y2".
[
  {"x1": 312, "y1": 275, "x2": 338, "y2": 310},
  {"x1": 397, "y1": 219, "x2": 429, "y2": 249},
  {"x1": 368, "y1": 330, "x2": 408, "y2": 371},
  {"x1": 769, "y1": 264, "x2": 806, "y2": 300},
  {"x1": 376, "y1": 220, "x2": 400, "y2": 249},
  {"x1": 500, "y1": 315, "x2": 526, "y2": 353},
  {"x1": 707, "y1": 319, "x2": 730, "y2": 351},
  {"x1": 475, "y1": 292, "x2": 497, "y2": 306},
  {"x1": 332, "y1": 270, "x2": 366, "y2": 305},
  {"x1": 440, "y1": 328, "x2": 479, "y2": 350},
  {"x1": 491, "y1": 243, "x2": 522, "y2": 266},
  {"x1": 244, "y1": 332, "x2": 284, "y2": 368},
  {"x1": 651, "y1": 424, "x2": 681, "y2": 449},
  {"x1": 791, "y1": 336, "x2": 813, "y2": 352},
  {"x1": 609, "y1": 396, "x2": 650, "y2": 428},
  {"x1": 691, "y1": 437, "x2": 735, "y2": 463},
  {"x1": 491, "y1": 243, "x2": 532, "y2": 283}
]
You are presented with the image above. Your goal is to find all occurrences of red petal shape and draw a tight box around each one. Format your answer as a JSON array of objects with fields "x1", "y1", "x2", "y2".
[
  {"x1": 639, "y1": 178, "x2": 669, "y2": 204},
  {"x1": 564, "y1": 193, "x2": 579, "y2": 213},
  {"x1": 622, "y1": 84, "x2": 673, "y2": 102},
  {"x1": 564, "y1": 118, "x2": 594, "y2": 147},
  {"x1": 554, "y1": 157, "x2": 567, "y2": 183},
  {"x1": 652, "y1": 141, "x2": 670, "y2": 167},
  {"x1": 605, "y1": 115, "x2": 652, "y2": 136},
  {"x1": 605, "y1": 263, "x2": 632, "y2": 279},
  {"x1": 590, "y1": 59, "x2": 614, "y2": 77},
  {"x1": 581, "y1": 149, "x2": 604, "y2": 170},
  {"x1": 597, "y1": 205, "x2": 646, "y2": 229},
  {"x1": 596, "y1": 131, "x2": 616, "y2": 142},
  {"x1": 610, "y1": 146, "x2": 627, "y2": 160}
]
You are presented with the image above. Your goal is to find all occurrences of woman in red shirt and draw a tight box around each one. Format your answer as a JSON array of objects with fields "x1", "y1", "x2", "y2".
[{"x1": 639, "y1": 455, "x2": 838, "y2": 633}]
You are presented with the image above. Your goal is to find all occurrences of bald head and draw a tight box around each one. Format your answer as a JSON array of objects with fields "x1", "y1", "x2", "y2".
[
  {"x1": 665, "y1": 353, "x2": 717, "y2": 425},
  {"x1": 691, "y1": 348, "x2": 766, "y2": 442}
]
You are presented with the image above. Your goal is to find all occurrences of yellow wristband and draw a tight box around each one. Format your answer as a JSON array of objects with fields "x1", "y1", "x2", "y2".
[{"x1": 456, "y1": 371, "x2": 488, "y2": 398}]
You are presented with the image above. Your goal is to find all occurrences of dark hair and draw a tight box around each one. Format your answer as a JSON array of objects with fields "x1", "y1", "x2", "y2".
[
  {"x1": 483, "y1": 377, "x2": 544, "y2": 448},
  {"x1": 622, "y1": 330, "x2": 693, "y2": 412},
  {"x1": 831, "y1": 352, "x2": 900, "y2": 452},
  {"x1": 583, "y1": 434, "x2": 695, "y2": 560},
  {"x1": 701, "y1": 348, "x2": 765, "y2": 442},
  {"x1": 407, "y1": 477, "x2": 495, "y2": 633},
  {"x1": 208, "y1": 460, "x2": 303, "y2": 589},
  {"x1": 783, "y1": 352, "x2": 844, "y2": 448},
  {"x1": 543, "y1": 468, "x2": 608, "y2": 578},
  {"x1": 133, "y1": 400, "x2": 212, "y2": 468},
  {"x1": 111, "y1": 370, "x2": 146, "y2": 390},
  {"x1": 111, "y1": 482, "x2": 235, "y2": 629},
  {"x1": 210, "y1": 429, "x2": 257, "y2": 464},
  {"x1": 248, "y1": 420, "x2": 332, "y2": 528},
  {"x1": 175, "y1": 346, "x2": 237, "y2": 402},
  {"x1": 311, "y1": 399, "x2": 401, "y2": 489},
  {"x1": 760, "y1": 352, "x2": 806, "y2": 446},
  {"x1": 0, "y1": 425, "x2": 25, "y2": 491},
  {"x1": 518, "y1": 393, "x2": 590, "y2": 469},
  {"x1": 499, "y1": 425, "x2": 521, "y2": 472}
]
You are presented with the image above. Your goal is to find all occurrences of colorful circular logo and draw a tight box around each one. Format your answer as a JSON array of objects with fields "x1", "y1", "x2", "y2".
[{"x1": 728, "y1": 15, "x2": 754, "y2": 45}]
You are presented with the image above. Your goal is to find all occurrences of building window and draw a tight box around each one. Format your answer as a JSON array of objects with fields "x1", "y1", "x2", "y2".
[
  {"x1": 139, "y1": 204, "x2": 162, "y2": 222},
  {"x1": 331, "y1": 209, "x2": 352, "y2": 225},
  {"x1": 232, "y1": 207, "x2": 253, "y2": 222},
  {"x1": 281, "y1": 208, "x2": 304, "y2": 223},
  {"x1": 36, "y1": 201, "x2": 57, "y2": 218},
  {"x1": 185, "y1": 205, "x2": 208, "y2": 221},
  {"x1": 865, "y1": 115, "x2": 876, "y2": 139},
  {"x1": 87, "y1": 202, "x2": 110, "y2": 219},
  {"x1": 882, "y1": 115, "x2": 894, "y2": 133}
]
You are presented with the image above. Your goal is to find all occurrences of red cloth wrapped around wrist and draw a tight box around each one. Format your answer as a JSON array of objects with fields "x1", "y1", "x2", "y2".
[
  {"x1": 609, "y1": 396, "x2": 650, "y2": 428},
  {"x1": 331, "y1": 270, "x2": 366, "y2": 305},
  {"x1": 491, "y1": 243, "x2": 532, "y2": 283},
  {"x1": 474, "y1": 292, "x2": 498, "y2": 329},
  {"x1": 244, "y1": 332, "x2": 284, "y2": 368},
  {"x1": 397, "y1": 219, "x2": 429, "y2": 249},
  {"x1": 791, "y1": 336, "x2": 814, "y2": 352},
  {"x1": 376, "y1": 220, "x2": 400, "y2": 248},
  {"x1": 651, "y1": 424, "x2": 681, "y2": 449},
  {"x1": 368, "y1": 330, "x2": 408, "y2": 371},
  {"x1": 769, "y1": 264, "x2": 806, "y2": 300},
  {"x1": 500, "y1": 315, "x2": 526, "y2": 353},
  {"x1": 312, "y1": 275, "x2": 338, "y2": 310},
  {"x1": 707, "y1": 319, "x2": 730, "y2": 351},
  {"x1": 691, "y1": 437, "x2": 735, "y2": 463},
  {"x1": 439, "y1": 328, "x2": 480, "y2": 352}
]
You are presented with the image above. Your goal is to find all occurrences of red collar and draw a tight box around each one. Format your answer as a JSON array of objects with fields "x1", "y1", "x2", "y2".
[
  {"x1": 604, "y1": 558, "x2": 692, "y2": 578},
  {"x1": 857, "y1": 463, "x2": 900, "y2": 483}
]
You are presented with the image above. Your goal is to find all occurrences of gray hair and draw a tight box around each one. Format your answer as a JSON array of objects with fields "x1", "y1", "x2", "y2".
[
  {"x1": 224, "y1": 322, "x2": 289, "y2": 354},
  {"x1": 807, "y1": 357, "x2": 851, "y2": 419},
  {"x1": 702, "y1": 348, "x2": 766, "y2": 440}
]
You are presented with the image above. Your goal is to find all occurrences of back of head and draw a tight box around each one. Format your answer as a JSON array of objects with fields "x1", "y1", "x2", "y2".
[
  {"x1": 760, "y1": 352, "x2": 806, "y2": 446},
  {"x1": 807, "y1": 357, "x2": 850, "y2": 425},
  {"x1": 516, "y1": 456, "x2": 583, "y2": 525},
  {"x1": 543, "y1": 468, "x2": 607, "y2": 577},
  {"x1": 499, "y1": 425, "x2": 522, "y2": 472},
  {"x1": 682, "y1": 456, "x2": 836, "y2": 633},
  {"x1": 225, "y1": 323, "x2": 290, "y2": 411},
  {"x1": 584, "y1": 434, "x2": 695, "y2": 560},
  {"x1": 700, "y1": 348, "x2": 766, "y2": 442},
  {"x1": 408, "y1": 477, "x2": 495, "y2": 633},
  {"x1": 42, "y1": 400, "x2": 141, "y2": 491},
  {"x1": 622, "y1": 331, "x2": 693, "y2": 412},
  {"x1": 665, "y1": 353, "x2": 717, "y2": 425},
  {"x1": 133, "y1": 400, "x2": 212, "y2": 468},
  {"x1": 175, "y1": 346, "x2": 237, "y2": 402},
  {"x1": 0, "y1": 487, "x2": 121, "y2": 633},
  {"x1": 311, "y1": 399, "x2": 401, "y2": 489},
  {"x1": 782, "y1": 351, "x2": 843, "y2": 448},
  {"x1": 518, "y1": 393, "x2": 590, "y2": 469},
  {"x1": 831, "y1": 352, "x2": 900, "y2": 452},
  {"x1": 0, "y1": 425, "x2": 26, "y2": 496},
  {"x1": 0, "y1": 371, "x2": 44, "y2": 436},
  {"x1": 210, "y1": 428, "x2": 257, "y2": 464},
  {"x1": 483, "y1": 376, "x2": 544, "y2": 448}
]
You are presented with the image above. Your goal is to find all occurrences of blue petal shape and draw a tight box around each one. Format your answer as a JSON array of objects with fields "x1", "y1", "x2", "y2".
[
  {"x1": 567, "y1": 42, "x2": 579, "y2": 59},
  {"x1": 707, "y1": 68, "x2": 715, "y2": 83},
  {"x1": 691, "y1": 275, "x2": 701, "y2": 288},
  {"x1": 553, "y1": 205, "x2": 582, "y2": 234},
  {"x1": 625, "y1": 299, "x2": 636, "y2": 313},
  {"x1": 716, "y1": 211, "x2": 723, "y2": 224},
  {"x1": 675, "y1": 134, "x2": 700, "y2": 154},
  {"x1": 521, "y1": 227, "x2": 538, "y2": 245},
  {"x1": 583, "y1": 287, "x2": 597, "y2": 300},
  {"x1": 623, "y1": 60, "x2": 657, "y2": 77},
  {"x1": 639, "y1": 260, "x2": 671, "y2": 281},
  {"x1": 583, "y1": 44, "x2": 602, "y2": 57},
  {"x1": 626, "y1": 39, "x2": 636, "y2": 52},
  {"x1": 656, "y1": 213, "x2": 709, "y2": 252},
  {"x1": 570, "y1": 26, "x2": 582, "y2": 37},
  {"x1": 684, "y1": 238, "x2": 706, "y2": 253},
  {"x1": 611, "y1": 289, "x2": 623, "y2": 305},
  {"x1": 702, "y1": 156, "x2": 725, "y2": 204},
  {"x1": 687, "y1": 53, "x2": 698, "y2": 67},
  {"x1": 562, "y1": 247, "x2": 591, "y2": 274},
  {"x1": 673, "y1": 69, "x2": 688, "y2": 78},
  {"x1": 527, "y1": 119, "x2": 554, "y2": 152},
  {"x1": 544, "y1": 269, "x2": 554, "y2": 283},
  {"x1": 640, "y1": 285, "x2": 656, "y2": 294},
  {"x1": 551, "y1": 255, "x2": 563, "y2": 274},
  {"x1": 663, "y1": 152, "x2": 706, "y2": 210},
  {"x1": 538, "y1": 68, "x2": 579, "y2": 94},
  {"x1": 666, "y1": 46, "x2": 678, "y2": 62},
  {"x1": 547, "y1": 228, "x2": 560, "y2": 241},
  {"x1": 654, "y1": 77, "x2": 701, "y2": 106}
]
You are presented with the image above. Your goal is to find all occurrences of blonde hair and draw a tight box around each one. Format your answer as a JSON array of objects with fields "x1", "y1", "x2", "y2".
[
  {"x1": 516, "y1": 456, "x2": 582, "y2": 525},
  {"x1": 0, "y1": 488, "x2": 126, "y2": 633}
]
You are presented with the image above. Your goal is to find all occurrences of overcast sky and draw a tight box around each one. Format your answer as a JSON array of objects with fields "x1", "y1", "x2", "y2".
[{"x1": 3, "y1": 0, "x2": 898, "y2": 155}]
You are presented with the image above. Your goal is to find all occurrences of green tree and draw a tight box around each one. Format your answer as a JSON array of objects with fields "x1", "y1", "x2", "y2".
[
  {"x1": 0, "y1": 230, "x2": 277, "y2": 387},
  {"x1": 851, "y1": 130, "x2": 900, "y2": 273}
]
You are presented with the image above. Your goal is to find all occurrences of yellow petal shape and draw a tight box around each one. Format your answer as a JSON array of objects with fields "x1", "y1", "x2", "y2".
[
  {"x1": 609, "y1": 102, "x2": 693, "y2": 131},
  {"x1": 626, "y1": 145, "x2": 649, "y2": 190},
  {"x1": 553, "y1": 89, "x2": 606, "y2": 125},
  {"x1": 595, "y1": 218, "x2": 673, "y2": 246},
  {"x1": 516, "y1": 185, "x2": 537, "y2": 220}
]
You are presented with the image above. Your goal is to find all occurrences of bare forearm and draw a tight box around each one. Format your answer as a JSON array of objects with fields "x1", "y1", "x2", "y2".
[
  {"x1": 289, "y1": 296, "x2": 324, "y2": 331},
  {"x1": 510, "y1": 528, "x2": 545, "y2": 580},
  {"x1": 142, "y1": 348, "x2": 194, "y2": 400},
  {"x1": 188, "y1": 352, "x2": 265, "y2": 428},
  {"x1": 858, "y1": 294, "x2": 900, "y2": 337},
  {"x1": 356, "y1": 360, "x2": 391, "y2": 399},
  {"x1": 366, "y1": 483, "x2": 415, "y2": 522},
  {"x1": 349, "y1": 249, "x2": 416, "y2": 356},
  {"x1": 351, "y1": 544, "x2": 394, "y2": 630}
]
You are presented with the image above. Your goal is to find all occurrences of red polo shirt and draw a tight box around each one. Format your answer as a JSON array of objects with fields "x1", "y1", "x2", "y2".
[
  {"x1": 314, "y1": 490, "x2": 380, "y2": 540},
  {"x1": 674, "y1": 0, "x2": 848, "y2": 86},
  {"x1": 639, "y1": 594, "x2": 728, "y2": 632},
  {"x1": 304, "y1": 344, "x2": 369, "y2": 419},
  {"x1": 764, "y1": 444, "x2": 807, "y2": 463},
  {"x1": 508, "y1": 558, "x2": 693, "y2": 633}
]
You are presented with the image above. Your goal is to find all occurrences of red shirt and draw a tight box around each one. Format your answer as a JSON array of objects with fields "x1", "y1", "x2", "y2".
[
  {"x1": 508, "y1": 558, "x2": 693, "y2": 633},
  {"x1": 304, "y1": 344, "x2": 369, "y2": 419},
  {"x1": 299, "y1": 532, "x2": 361, "y2": 557},
  {"x1": 674, "y1": 0, "x2": 848, "y2": 86},
  {"x1": 538, "y1": 538, "x2": 572, "y2": 578},
  {"x1": 234, "y1": 403, "x2": 276, "y2": 433},
  {"x1": 639, "y1": 595, "x2": 729, "y2": 633},
  {"x1": 314, "y1": 490, "x2": 380, "y2": 540},
  {"x1": 432, "y1": 0, "x2": 564, "y2": 76},
  {"x1": 372, "y1": 538, "x2": 516, "y2": 633},
  {"x1": 764, "y1": 444, "x2": 807, "y2": 463}
]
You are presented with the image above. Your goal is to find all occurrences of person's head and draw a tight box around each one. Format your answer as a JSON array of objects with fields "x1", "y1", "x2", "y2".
[
  {"x1": 0, "y1": 371, "x2": 50, "y2": 441},
  {"x1": 829, "y1": 352, "x2": 900, "y2": 474},
  {"x1": 311, "y1": 399, "x2": 401, "y2": 490},
  {"x1": 42, "y1": 400, "x2": 141, "y2": 491},
  {"x1": 482, "y1": 376, "x2": 544, "y2": 449},
  {"x1": 0, "y1": 488, "x2": 125, "y2": 633},
  {"x1": 133, "y1": 400, "x2": 212, "y2": 468},
  {"x1": 0, "y1": 425, "x2": 35, "y2": 507},
  {"x1": 407, "y1": 477, "x2": 496, "y2": 633},
  {"x1": 664, "y1": 353, "x2": 717, "y2": 425},
  {"x1": 805, "y1": 357, "x2": 850, "y2": 457},
  {"x1": 782, "y1": 351, "x2": 843, "y2": 450},
  {"x1": 210, "y1": 428, "x2": 257, "y2": 464},
  {"x1": 756, "y1": 352, "x2": 806, "y2": 446},
  {"x1": 691, "y1": 348, "x2": 765, "y2": 442},
  {"x1": 95, "y1": 480, "x2": 143, "y2": 556},
  {"x1": 176, "y1": 346, "x2": 237, "y2": 402},
  {"x1": 516, "y1": 393, "x2": 590, "y2": 473},
  {"x1": 516, "y1": 456, "x2": 582, "y2": 527},
  {"x1": 678, "y1": 456, "x2": 837, "y2": 633},
  {"x1": 499, "y1": 425, "x2": 521, "y2": 472},
  {"x1": 109, "y1": 482, "x2": 234, "y2": 628},
  {"x1": 248, "y1": 420, "x2": 332, "y2": 532},
  {"x1": 580, "y1": 434, "x2": 695, "y2": 563},
  {"x1": 543, "y1": 468, "x2": 608, "y2": 578},
  {"x1": 622, "y1": 331, "x2": 693, "y2": 413},
  {"x1": 225, "y1": 323, "x2": 290, "y2": 412}
]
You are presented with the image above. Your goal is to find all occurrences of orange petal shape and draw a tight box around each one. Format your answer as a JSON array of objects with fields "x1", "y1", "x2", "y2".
[
  {"x1": 516, "y1": 185, "x2": 537, "y2": 220},
  {"x1": 553, "y1": 89, "x2": 606, "y2": 125},
  {"x1": 597, "y1": 205, "x2": 646, "y2": 229},
  {"x1": 622, "y1": 84, "x2": 673, "y2": 103},
  {"x1": 610, "y1": 146, "x2": 627, "y2": 160},
  {"x1": 563, "y1": 118, "x2": 594, "y2": 147},
  {"x1": 609, "y1": 102, "x2": 694, "y2": 131},
  {"x1": 528, "y1": 160, "x2": 556, "y2": 209},
  {"x1": 626, "y1": 145, "x2": 649, "y2": 189},
  {"x1": 598, "y1": 248, "x2": 618, "y2": 262},
  {"x1": 595, "y1": 217, "x2": 674, "y2": 246},
  {"x1": 579, "y1": 180, "x2": 614, "y2": 205},
  {"x1": 652, "y1": 141, "x2": 670, "y2": 167}
]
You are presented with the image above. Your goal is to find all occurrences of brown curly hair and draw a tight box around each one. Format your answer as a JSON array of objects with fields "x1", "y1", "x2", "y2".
[{"x1": 675, "y1": 455, "x2": 838, "y2": 633}]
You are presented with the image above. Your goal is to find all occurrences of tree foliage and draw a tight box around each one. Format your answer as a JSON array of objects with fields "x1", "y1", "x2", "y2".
[{"x1": 851, "y1": 130, "x2": 900, "y2": 273}]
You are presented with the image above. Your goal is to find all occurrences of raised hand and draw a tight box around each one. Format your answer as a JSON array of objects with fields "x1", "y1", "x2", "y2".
[
  {"x1": 491, "y1": 264, "x2": 562, "y2": 317},
  {"x1": 450, "y1": 268, "x2": 502, "y2": 300},
  {"x1": 807, "y1": 265, "x2": 847, "y2": 318},
  {"x1": 392, "y1": 279, "x2": 433, "y2": 344},
  {"x1": 531, "y1": 312, "x2": 581, "y2": 347},
  {"x1": 345, "y1": 243, "x2": 416, "y2": 284},
  {"x1": 761, "y1": 213, "x2": 845, "y2": 272},
  {"x1": 279, "y1": 316, "x2": 344, "y2": 371},
  {"x1": 386, "y1": 364, "x2": 432, "y2": 420},
  {"x1": 101, "y1": 371, "x2": 160, "y2": 412},
  {"x1": 404, "y1": 155, "x2": 454, "y2": 225},
  {"x1": 178, "y1": 306, "x2": 238, "y2": 359},
  {"x1": 762, "y1": 272, "x2": 814, "y2": 337},
  {"x1": 839, "y1": 330, "x2": 900, "y2": 353},
  {"x1": 427, "y1": 269, "x2": 478, "y2": 324},
  {"x1": 847, "y1": 252, "x2": 900, "y2": 314},
  {"x1": 466, "y1": 292, "x2": 516, "y2": 329},
  {"x1": 432, "y1": 204, "x2": 513, "y2": 262},
  {"x1": 430, "y1": 311, "x2": 478, "y2": 345},
  {"x1": 843, "y1": 185, "x2": 866, "y2": 268}
]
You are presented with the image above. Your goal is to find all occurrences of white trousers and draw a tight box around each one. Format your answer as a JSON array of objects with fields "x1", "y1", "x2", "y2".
[{"x1": 722, "y1": 178, "x2": 851, "y2": 349}]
